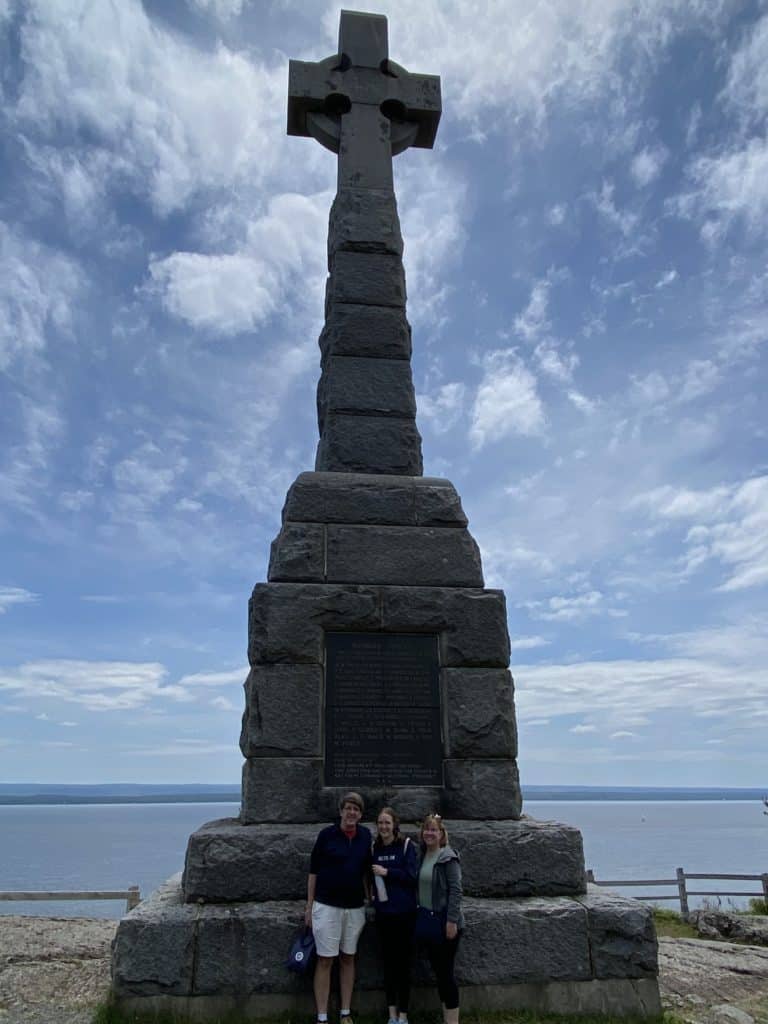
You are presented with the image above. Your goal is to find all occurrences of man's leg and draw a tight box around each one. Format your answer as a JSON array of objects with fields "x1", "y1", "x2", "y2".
[
  {"x1": 339, "y1": 952, "x2": 356, "y2": 1013},
  {"x1": 314, "y1": 956, "x2": 334, "y2": 1017}
]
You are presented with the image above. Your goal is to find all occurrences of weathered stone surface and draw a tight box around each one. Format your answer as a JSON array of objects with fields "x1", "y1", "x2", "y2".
[
  {"x1": 111, "y1": 874, "x2": 194, "y2": 996},
  {"x1": 248, "y1": 583, "x2": 510, "y2": 668},
  {"x1": 182, "y1": 818, "x2": 586, "y2": 903},
  {"x1": 319, "y1": 304, "x2": 411, "y2": 361},
  {"x1": 239, "y1": 664, "x2": 321, "y2": 757},
  {"x1": 383, "y1": 586, "x2": 511, "y2": 667},
  {"x1": 282, "y1": 472, "x2": 467, "y2": 527},
  {"x1": 443, "y1": 759, "x2": 522, "y2": 820},
  {"x1": 115, "y1": 878, "x2": 659, "y2": 1007},
  {"x1": 327, "y1": 251, "x2": 406, "y2": 308},
  {"x1": 445, "y1": 668, "x2": 517, "y2": 758},
  {"x1": 325, "y1": 524, "x2": 483, "y2": 586},
  {"x1": 328, "y1": 188, "x2": 403, "y2": 259},
  {"x1": 690, "y1": 910, "x2": 768, "y2": 946},
  {"x1": 248, "y1": 583, "x2": 380, "y2": 665},
  {"x1": 241, "y1": 757, "x2": 322, "y2": 823},
  {"x1": 316, "y1": 413, "x2": 423, "y2": 475},
  {"x1": 462, "y1": 896, "x2": 591, "y2": 984},
  {"x1": 576, "y1": 887, "x2": 658, "y2": 979},
  {"x1": 317, "y1": 356, "x2": 416, "y2": 425},
  {"x1": 267, "y1": 522, "x2": 324, "y2": 582}
]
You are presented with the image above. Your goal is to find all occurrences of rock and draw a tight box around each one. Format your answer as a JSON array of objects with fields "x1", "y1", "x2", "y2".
[
  {"x1": 315, "y1": 413, "x2": 423, "y2": 475},
  {"x1": 240, "y1": 757, "x2": 322, "y2": 823},
  {"x1": 325, "y1": 524, "x2": 484, "y2": 587},
  {"x1": 328, "y1": 187, "x2": 404, "y2": 259},
  {"x1": 327, "y1": 251, "x2": 406, "y2": 308},
  {"x1": 443, "y1": 759, "x2": 522, "y2": 819},
  {"x1": 281, "y1": 472, "x2": 468, "y2": 528},
  {"x1": 267, "y1": 522, "x2": 324, "y2": 582},
  {"x1": 319, "y1": 304, "x2": 411, "y2": 361},
  {"x1": 575, "y1": 886, "x2": 658, "y2": 978},
  {"x1": 710, "y1": 1005, "x2": 755, "y2": 1024},
  {"x1": 317, "y1": 355, "x2": 417, "y2": 425},
  {"x1": 247, "y1": 583, "x2": 510, "y2": 668},
  {"x1": 690, "y1": 911, "x2": 768, "y2": 946},
  {"x1": 445, "y1": 668, "x2": 517, "y2": 758},
  {"x1": 239, "y1": 664, "x2": 322, "y2": 757},
  {"x1": 182, "y1": 817, "x2": 586, "y2": 904},
  {"x1": 657, "y1": 936, "x2": 768, "y2": 1008}
]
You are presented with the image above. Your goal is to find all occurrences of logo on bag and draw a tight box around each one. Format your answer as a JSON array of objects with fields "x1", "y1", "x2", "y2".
[{"x1": 294, "y1": 951, "x2": 304, "y2": 962}]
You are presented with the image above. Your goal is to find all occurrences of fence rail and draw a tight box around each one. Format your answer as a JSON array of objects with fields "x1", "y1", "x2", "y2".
[
  {"x1": 586, "y1": 867, "x2": 768, "y2": 916},
  {"x1": 0, "y1": 886, "x2": 141, "y2": 912}
]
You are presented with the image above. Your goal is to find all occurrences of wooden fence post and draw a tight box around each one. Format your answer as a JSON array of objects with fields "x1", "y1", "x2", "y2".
[
  {"x1": 676, "y1": 867, "x2": 689, "y2": 917},
  {"x1": 761, "y1": 874, "x2": 768, "y2": 906},
  {"x1": 126, "y1": 886, "x2": 141, "y2": 911},
  {"x1": 586, "y1": 869, "x2": 595, "y2": 883}
]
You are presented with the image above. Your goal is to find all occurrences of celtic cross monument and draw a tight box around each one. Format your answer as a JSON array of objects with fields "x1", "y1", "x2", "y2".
[{"x1": 112, "y1": 11, "x2": 661, "y2": 1018}]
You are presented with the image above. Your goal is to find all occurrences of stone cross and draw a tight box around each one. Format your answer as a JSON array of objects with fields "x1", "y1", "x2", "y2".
[{"x1": 288, "y1": 10, "x2": 441, "y2": 190}]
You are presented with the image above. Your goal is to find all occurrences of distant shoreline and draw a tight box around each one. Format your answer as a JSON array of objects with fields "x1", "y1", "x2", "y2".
[{"x1": 1, "y1": 784, "x2": 765, "y2": 806}]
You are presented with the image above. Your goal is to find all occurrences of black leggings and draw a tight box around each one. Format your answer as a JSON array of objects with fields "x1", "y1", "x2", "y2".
[
  {"x1": 426, "y1": 932, "x2": 461, "y2": 1010},
  {"x1": 377, "y1": 911, "x2": 416, "y2": 1012}
]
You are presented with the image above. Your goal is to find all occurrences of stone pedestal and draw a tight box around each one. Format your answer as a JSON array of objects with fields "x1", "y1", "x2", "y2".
[{"x1": 113, "y1": 877, "x2": 661, "y2": 1018}]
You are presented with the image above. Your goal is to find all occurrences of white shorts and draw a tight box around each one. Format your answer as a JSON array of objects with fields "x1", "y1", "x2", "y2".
[{"x1": 311, "y1": 902, "x2": 366, "y2": 957}]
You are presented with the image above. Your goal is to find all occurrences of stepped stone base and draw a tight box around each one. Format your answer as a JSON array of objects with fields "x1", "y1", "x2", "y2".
[
  {"x1": 182, "y1": 817, "x2": 587, "y2": 903},
  {"x1": 112, "y1": 877, "x2": 661, "y2": 1019}
]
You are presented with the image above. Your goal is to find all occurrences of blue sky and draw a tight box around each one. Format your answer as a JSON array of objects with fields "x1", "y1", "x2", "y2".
[{"x1": 1, "y1": 0, "x2": 766, "y2": 788}]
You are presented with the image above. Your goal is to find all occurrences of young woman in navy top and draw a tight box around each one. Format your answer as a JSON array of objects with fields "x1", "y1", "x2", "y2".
[{"x1": 371, "y1": 806, "x2": 418, "y2": 1024}]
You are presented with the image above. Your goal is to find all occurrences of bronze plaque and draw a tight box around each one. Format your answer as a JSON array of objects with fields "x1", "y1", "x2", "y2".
[{"x1": 325, "y1": 632, "x2": 442, "y2": 786}]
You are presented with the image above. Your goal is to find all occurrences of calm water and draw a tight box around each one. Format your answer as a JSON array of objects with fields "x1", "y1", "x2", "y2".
[{"x1": 0, "y1": 800, "x2": 765, "y2": 918}]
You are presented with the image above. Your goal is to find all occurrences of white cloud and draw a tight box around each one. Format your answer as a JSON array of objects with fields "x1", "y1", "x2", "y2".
[
  {"x1": 514, "y1": 280, "x2": 552, "y2": 343},
  {"x1": 632, "y1": 476, "x2": 768, "y2": 591},
  {"x1": 14, "y1": 0, "x2": 290, "y2": 215},
  {"x1": 655, "y1": 269, "x2": 677, "y2": 289},
  {"x1": 0, "y1": 223, "x2": 83, "y2": 370},
  {"x1": 417, "y1": 382, "x2": 465, "y2": 433},
  {"x1": 678, "y1": 137, "x2": 768, "y2": 240},
  {"x1": 189, "y1": 0, "x2": 244, "y2": 19},
  {"x1": 521, "y1": 589, "x2": 612, "y2": 623},
  {"x1": 509, "y1": 635, "x2": 550, "y2": 652},
  {"x1": 177, "y1": 668, "x2": 246, "y2": 688},
  {"x1": 0, "y1": 587, "x2": 38, "y2": 614},
  {"x1": 611, "y1": 730, "x2": 637, "y2": 739},
  {"x1": 210, "y1": 696, "x2": 236, "y2": 711},
  {"x1": 571, "y1": 723, "x2": 597, "y2": 733},
  {"x1": 721, "y1": 11, "x2": 768, "y2": 131},
  {"x1": 515, "y1": 644, "x2": 768, "y2": 727},
  {"x1": 0, "y1": 659, "x2": 170, "y2": 712},
  {"x1": 149, "y1": 191, "x2": 329, "y2": 335},
  {"x1": 547, "y1": 204, "x2": 567, "y2": 225},
  {"x1": 469, "y1": 349, "x2": 545, "y2": 448},
  {"x1": 630, "y1": 145, "x2": 667, "y2": 187},
  {"x1": 589, "y1": 181, "x2": 639, "y2": 236}
]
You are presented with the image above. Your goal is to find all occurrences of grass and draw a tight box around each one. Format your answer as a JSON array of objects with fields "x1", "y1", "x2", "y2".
[
  {"x1": 747, "y1": 897, "x2": 768, "y2": 915},
  {"x1": 94, "y1": 1007, "x2": 679, "y2": 1024},
  {"x1": 93, "y1": 1006, "x2": 684, "y2": 1024},
  {"x1": 650, "y1": 907, "x2": 697, "y2": 939}
]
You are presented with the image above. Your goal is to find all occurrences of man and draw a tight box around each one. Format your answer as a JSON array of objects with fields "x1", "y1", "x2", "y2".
[{"x1": 306, "y1": 792, "x2": 371, "y2": 1024}]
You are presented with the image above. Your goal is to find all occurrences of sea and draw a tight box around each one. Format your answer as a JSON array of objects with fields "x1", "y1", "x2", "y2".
[{"x1": 1, "y1": 797, "x2": 766, "y2": 919}]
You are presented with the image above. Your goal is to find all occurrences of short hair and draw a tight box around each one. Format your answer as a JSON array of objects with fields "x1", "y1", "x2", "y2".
[
  {"x1": 421, "y1": 813, "x2": 448, "y2": 847},
  {"x1": 339, "y1": 791, "x2": 364, "y2": 814}
]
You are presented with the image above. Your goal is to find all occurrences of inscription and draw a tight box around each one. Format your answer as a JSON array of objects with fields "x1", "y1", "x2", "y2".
[{"x1": 325, "y1": 632, "x2": 442, "y2": 787}]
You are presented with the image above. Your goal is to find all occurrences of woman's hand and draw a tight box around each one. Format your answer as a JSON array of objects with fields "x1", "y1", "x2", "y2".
[
  {"x1": 304, "y1": 904, "x2": 313, "y2": 927},
  {"x1": 446, "y1": 921, "x2": 458, "y2": 940},
  {"x1": 372, "y1": 864, "x2": 388, "y2": 877}
]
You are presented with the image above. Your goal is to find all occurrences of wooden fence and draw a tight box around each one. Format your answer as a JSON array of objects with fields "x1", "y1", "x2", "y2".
[
  {"x1": 0, "y1": 886, "x2": 141, "y2": 912},
  {"x1": 586, "y1": 868, "x2": 768, "y2": 916}
]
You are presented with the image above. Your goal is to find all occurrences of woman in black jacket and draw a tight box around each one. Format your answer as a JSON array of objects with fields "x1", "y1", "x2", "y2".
[
  {"x1": 416, "y1": 813, "x2": 464, "y2": 1024},
  {"x1": 372, "y1": 806, "x2": 418, "y2": 1024}
]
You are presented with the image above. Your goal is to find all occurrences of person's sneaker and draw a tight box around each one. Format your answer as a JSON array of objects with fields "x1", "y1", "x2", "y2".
[{"x1": 387, "y1": 1018, "x2": 399, "y2": 1024}]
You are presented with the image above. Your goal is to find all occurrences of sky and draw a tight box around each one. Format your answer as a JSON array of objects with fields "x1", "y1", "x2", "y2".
[{"x1": 1, "y1": 0, "x2": 766, "y2": 789}]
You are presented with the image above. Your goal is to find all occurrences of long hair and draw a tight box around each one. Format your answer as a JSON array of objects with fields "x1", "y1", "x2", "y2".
[{"x1": 374, "y1": 805, "x2": 404, "y2": 847}]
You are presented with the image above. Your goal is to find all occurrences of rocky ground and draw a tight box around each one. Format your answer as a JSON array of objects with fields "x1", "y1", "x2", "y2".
[{"x1": 1, "y1": 916, "x2": 767, "y2": 1024}]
